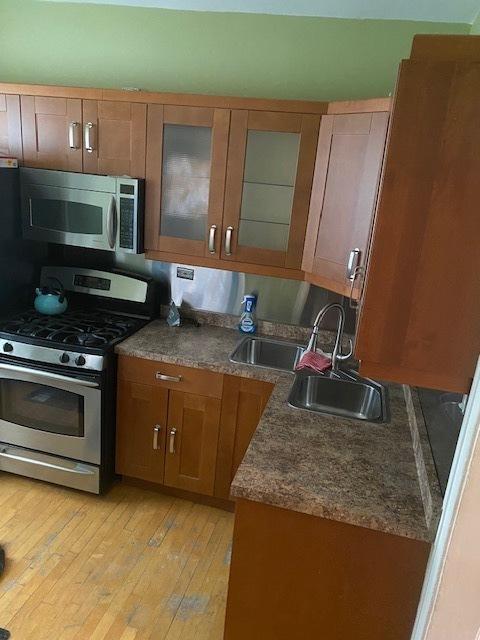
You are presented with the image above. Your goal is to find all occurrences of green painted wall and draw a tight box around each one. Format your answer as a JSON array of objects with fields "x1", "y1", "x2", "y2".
[{"x1": 0, "y1": 0, "x2": 469, "y2": 101}]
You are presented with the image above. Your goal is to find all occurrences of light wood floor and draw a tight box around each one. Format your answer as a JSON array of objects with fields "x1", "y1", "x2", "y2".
[{"x1": 0, "y1": 473, "x2": 234, "y2": 639}]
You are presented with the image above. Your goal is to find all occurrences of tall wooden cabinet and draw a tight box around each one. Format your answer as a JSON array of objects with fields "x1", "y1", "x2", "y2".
[
  {"x1": 355, "y1": 36, "x2": 480, "y2": 394},
  {"x1": 21, "y1": 96, "x2": 146, "y2": 177},
  {"x1": 302, "y1": 108, "x2": 389, "y2": 298},
  {"x1": 0, "y1": 94, "x2": 22, "y2": 159}
]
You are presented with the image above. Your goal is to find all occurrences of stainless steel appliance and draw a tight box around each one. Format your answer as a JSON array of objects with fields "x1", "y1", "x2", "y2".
[
  {"x1": 20, "y1": 168, "x2": 144, "y2": 254},
  {"x1": 0, "y1": 266, "x2": 157, "y2": 493}
]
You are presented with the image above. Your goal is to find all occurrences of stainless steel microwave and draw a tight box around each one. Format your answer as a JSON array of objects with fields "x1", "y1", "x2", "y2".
[{"x1": 20, "y1": 168, "x2": 144, "y2": 253}]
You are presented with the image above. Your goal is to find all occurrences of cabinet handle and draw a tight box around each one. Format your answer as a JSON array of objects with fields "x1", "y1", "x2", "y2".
[
  {"x1": 348, "y1": 265, "x2": 365, "y2": 309},
  {"x1": 68, "y1": 122, "x2": 80, "y2": 150},
  {"x1": 153, "y1": 424, "x2": 161, "y2": 450},
  {"x1": 346, "y1": 248, "x2": 361, "y2": 281},
  {"x1": 155, "y1": 373, "x2": 182, "y2": 383},
  {"x1": 84, "y1": 122, "x2": 95, "y2": 153},
  {"x1": 208, "y1": 224, "x2": 217, "y2": 254},
  {"x1": 225, "y1": 226, "x2": 234, "y2": 256},
  {"x1": 169, "y1": 427, "x2": 177, "y2": 454}
]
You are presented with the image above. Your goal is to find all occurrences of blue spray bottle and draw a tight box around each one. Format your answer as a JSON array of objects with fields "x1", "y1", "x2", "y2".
[{"x1": 239, "y1": 294, "x2": 257, "y2": 334}]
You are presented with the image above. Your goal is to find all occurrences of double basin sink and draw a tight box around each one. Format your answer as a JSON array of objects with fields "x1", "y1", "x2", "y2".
[{"x1": 230, "y1": 336, "x2": 388, "y2": 423}]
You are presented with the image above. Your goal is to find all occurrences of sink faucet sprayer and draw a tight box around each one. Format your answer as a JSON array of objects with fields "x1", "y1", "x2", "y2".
[{"x1": 306, "y1": 303, "x2": 353, "y2": 373}]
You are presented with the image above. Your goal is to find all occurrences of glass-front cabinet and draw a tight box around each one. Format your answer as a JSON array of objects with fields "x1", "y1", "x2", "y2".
[
  {"x1": 145, "y1": 105, "x2": 230, "y2": 259},
  {"x1": 145, "y1": 106, "x2": 320, "y2": 272},
  {"x1": 222, "y1": 110, "x2": 319, "y2": 269}
]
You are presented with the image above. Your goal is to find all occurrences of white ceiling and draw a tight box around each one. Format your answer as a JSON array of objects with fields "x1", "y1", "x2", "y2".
[{"x1": 39, "y1": 0, "x2": 480, "y2": 24}]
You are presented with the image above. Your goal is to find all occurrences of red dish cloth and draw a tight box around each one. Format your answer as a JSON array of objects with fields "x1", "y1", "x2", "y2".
[{"x1": 295, "y1": 350, "x2": 332, "y2": 373}]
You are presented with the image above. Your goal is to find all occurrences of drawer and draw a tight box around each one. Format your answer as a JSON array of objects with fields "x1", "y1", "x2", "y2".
[{"x1": 117, "y1": 356, "x2": 224, "y2": 399}]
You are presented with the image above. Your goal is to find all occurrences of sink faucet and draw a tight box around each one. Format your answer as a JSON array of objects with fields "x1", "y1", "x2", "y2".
[{"x1": 306, "y1": 303, "x2": 353, "y2": 373}]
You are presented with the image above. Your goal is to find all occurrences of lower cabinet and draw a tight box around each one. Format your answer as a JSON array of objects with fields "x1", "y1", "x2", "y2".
[{"x1": 115, "y1": 356, "x2": 273, "y2": 501}]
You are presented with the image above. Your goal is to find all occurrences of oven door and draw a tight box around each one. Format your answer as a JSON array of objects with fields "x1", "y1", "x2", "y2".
[
  {"x1": 21, "y1": 184, "x2": 117, "y2": 251},
  {"x1": 0, "y1": 362, "x2": 101, "y2": 465}
]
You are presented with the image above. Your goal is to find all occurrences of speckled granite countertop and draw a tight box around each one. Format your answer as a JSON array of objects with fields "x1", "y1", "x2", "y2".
[{"x1": 116, "y1": 319, "x2": 441, "y2": 542}]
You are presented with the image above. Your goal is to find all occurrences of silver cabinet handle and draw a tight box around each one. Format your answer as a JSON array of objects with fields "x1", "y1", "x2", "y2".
[
  {"x1": 208, "y1": 224, "x2": 217, "y2": 254},
  {"x1": 107, "y1": 196, "x2": 117, "y2": 249},
  {"x1": 348, "y1": 265, "x2": 365, "y2": 309},
  {"x1": 84, "y1": 122, "x2": 95, "y2": 153},
  {"x1": 155, "y1": 373, "x2": 182, "y2": 383},
  {"x1": 153, "y1": 425, "x2": 161, "y2": 450},
  {"x1": 346, "y1": 248, "x2": 361, "y2": 281},
  {"x1": 68, "y1": 122, "x2": 80, "y2": 150},
  {"x1": 225, "y1": 226, "x2": 234, "y2": 256},
  {"x1": 169, "y1": 427, "x2": 177, "y2": 454}
]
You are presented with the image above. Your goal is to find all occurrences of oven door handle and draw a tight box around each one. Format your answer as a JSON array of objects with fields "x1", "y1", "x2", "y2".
[{"x1": 0, "y1": 363, "x2": 100, "y2": 389}]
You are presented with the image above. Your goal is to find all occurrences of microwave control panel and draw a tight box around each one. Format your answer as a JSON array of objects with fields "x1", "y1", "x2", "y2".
[{"x1": 117, "y1": 179, "x2": 144, "y2": 253}]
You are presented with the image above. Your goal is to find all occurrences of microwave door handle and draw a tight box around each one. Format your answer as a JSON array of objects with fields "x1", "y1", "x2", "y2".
[
  {"x1": 0, "y1": 362, "x2": 99, "y2": 389},
  {"x1": 107, "y1": 196, "x2": 117, "y2": 250}
]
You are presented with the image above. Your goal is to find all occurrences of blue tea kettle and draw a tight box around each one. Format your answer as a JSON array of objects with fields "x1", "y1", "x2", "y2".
[{"x1": 34, "y1": 277, "x2": 68, "y2": 316}]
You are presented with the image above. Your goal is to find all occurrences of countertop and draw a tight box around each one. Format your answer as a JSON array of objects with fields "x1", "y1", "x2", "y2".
[{"x1": 116, "y1": 319, "x2": 441, "y2": 542}]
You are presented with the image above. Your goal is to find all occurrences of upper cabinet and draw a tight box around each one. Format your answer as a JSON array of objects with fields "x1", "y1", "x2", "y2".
[
  {"x1": 221, "y1": 111, "x2": 319, "y2": 269},
  {"x1": 0, "y1": 94, "x2": 22, "y2": 160},
  {"x1": 21, "y1": 96, "x2": 83, "y2": 171},
  {"x1": 302, "y1": 109, "x2": 389, "y2": 298},
  {"x1": 355, "y1": 37, "x2": 480, "y2": 394},
  {"x1": 21, "y1": 96, "x2": 146, "y2": 176},
  {"x1": 144, "y1": 105, "x2": 230, "y2": 259}
]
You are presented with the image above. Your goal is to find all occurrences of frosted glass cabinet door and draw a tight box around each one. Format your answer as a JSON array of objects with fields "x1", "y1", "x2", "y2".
[
  {"x1": 145, "y1": 105, "x2": 230, "y2": 258},
  {"x1": 222, "y1": 110, "x2": 320, "y2": 270}
]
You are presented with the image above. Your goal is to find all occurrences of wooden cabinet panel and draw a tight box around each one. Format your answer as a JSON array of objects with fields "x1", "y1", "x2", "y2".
[
  {"x1": 82, "y1": 100, "x2": 146, "y2": 177},
  {"x1": 145, "y1": 104, "x2": 230, "y2": 259},
  {"x1": 164, "y1": 391, "x2": 221, "y2": 496},
  {"x1": 302, "y1": 111, "x2": 389, "y2": 298},
  {"x1": 116, "y1": 379, "x2": 167, "y2": 483},
  {"x1": 0, "y1": 94, "x2": 22, "y2": 159},
  {"x1": 356, "y1": 58, "x2": 480, "y2": 394},
  {"x1": 222, "y1": 110, "x2": 319, "y2": 269},
  {"x1": 215, "y1": 376, "x2": 273, "y2": 499},
  {"x1": 21, "y1": 96, "x2": 82, "y2": 171},
  {"x1": 117, "y1": 356, "x2": 223, "y2": 399}
]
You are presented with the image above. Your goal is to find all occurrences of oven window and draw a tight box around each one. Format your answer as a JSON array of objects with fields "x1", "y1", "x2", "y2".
[
  {"x1": 0, "y1": 380, "x2": 85, "y2": 437},
  {"x1": 30, "y1": 198, "x2": 103, "y2": 235}
]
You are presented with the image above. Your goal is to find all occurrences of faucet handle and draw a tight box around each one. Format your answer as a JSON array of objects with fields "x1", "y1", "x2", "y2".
[{"x1": 336, "y1": 338, "x2": 353, "y2": 362}]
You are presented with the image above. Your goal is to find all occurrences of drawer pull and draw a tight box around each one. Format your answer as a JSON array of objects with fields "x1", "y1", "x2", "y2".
[
  {"x1": 169, "y1": 427, "x2": 177, "y2": 454},
  {"x1": 153, "y1": 424, "x2": 161, "y2": 450},
  {"x1": 155, "y1": 373, "x2": 182, "y2": 383}
]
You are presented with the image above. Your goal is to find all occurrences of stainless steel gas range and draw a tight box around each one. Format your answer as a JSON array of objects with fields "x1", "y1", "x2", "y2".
[{"x1": 0, "y1": 266, "x2": 157, "y2": 493}]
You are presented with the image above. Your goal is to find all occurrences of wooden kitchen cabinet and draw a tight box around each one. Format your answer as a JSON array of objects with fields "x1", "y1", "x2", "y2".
[
  {"x1": 21, "y1": 95, "x2": 83, "y2": 171},
  {"x1": 302, "y1": 109, "x2": 389, "y2": 298},
  {"x1": 0, "y1": 94, "x2": 22, "y2": 159},
  {"x1": 164, "y1": 390, "x2": 222, "y2": 495},
  {"x1": 21, "y1": 95, "x2": 146, "y2": 176},
  {"x1": 215, "y1": 375, "x2": 274, "y2": 499},
  {"x1": 222, "y1": 110, "x2": 320, "y2": 269},
  {"x1": 116, "y1": 379, "x2": 168, "y2": 484},
  {"x1": 82, "y1": 100, "x2": 146, "y2": 177},
  {"x1": 355, "y1": 36, "x2": 480, "y2": 394},
  {"x1": 144, "y1": 104, "x2": 230, "y2": 259}
]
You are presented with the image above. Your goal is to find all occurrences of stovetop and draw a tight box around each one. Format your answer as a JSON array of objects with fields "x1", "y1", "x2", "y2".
[{"x1": 0, "y1": 308, "x2": 143, "y2": 351}]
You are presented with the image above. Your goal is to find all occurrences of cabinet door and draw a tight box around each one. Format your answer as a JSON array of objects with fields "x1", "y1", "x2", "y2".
[
  {"x1": 215, "y1": 376, "x2": 273, "y2": 499},
  {"x1": 116, "y1": 379, "x2": 167, "y2": 483},
  {"x1": 164, "y1": 390, "x2": 221, "y2": 496},
  {"x1": 222, "y1": 110, "x2": 319, "y2": 269},
  {"x1": 302, "y1": 112, "x2": 389, "y2": 299},
  {"x1": 21, "y1": 96, "x2": 82, "y2": 171},
  {"x1": 356, "y1": 60, "x2": 480, "y2": 394},
  {"x1": 0, "y1": 94, "x2": 22, "y2": 160},
  {"x1": 145, "y1": 105, "x2": 230, "y2": 259},
  {"x1": 82, "y1": 100, "x2": 146, "y2": 177}
]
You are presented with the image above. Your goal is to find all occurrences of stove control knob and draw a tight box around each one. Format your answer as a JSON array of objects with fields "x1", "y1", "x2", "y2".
[
  {"x1": 59, "y1": 353, "x2": 70, "y2": 364},
  {"x1": 3, "y1": 343, "x2": 13, "y2": 353},
  {"x1": 75, "y1": 355, "x2": 86, "y2": 367}
]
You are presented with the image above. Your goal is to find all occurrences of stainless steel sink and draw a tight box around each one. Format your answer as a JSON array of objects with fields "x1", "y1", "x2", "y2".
[
  {"x1": 288, "y1": 371, "x2": 388, "y2": 423},
  {"x1": 230, "y1": 336, "x2": 305, "y2": 373}
]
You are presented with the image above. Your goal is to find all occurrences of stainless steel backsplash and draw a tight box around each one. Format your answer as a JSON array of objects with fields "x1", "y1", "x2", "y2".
[{"x1": 51, "y1": 246, "x2": 355, "y2": 333}]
